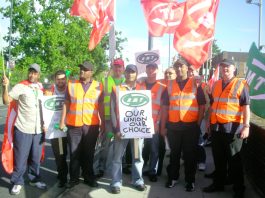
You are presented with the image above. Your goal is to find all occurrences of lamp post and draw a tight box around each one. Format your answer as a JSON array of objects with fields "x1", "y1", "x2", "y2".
[{"x1": 246, "y1": 0, "x2": 264, "y2": 50}]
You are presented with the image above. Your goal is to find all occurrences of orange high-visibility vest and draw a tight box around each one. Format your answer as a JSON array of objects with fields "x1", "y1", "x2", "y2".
[
  {"x1": 66, "y1": 80, "x2": 103, "y2": 126},
  {"x1": 167, "y1": 78, "x2": 199, "y2": 123},
  {"x1": 136, "y1": 81, "x2": 166, "y2": 124},
  {"x1": 211, "y1": 78, "x2": 246, "y2": 124}
]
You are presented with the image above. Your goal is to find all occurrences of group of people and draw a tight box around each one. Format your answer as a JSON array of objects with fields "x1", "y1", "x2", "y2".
[{"x1": 1, "y1": 56, "x2": 250, "y2": 198}]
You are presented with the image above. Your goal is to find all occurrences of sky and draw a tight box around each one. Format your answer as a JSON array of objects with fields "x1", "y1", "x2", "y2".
[{"x1": 0, "y1": 0, "x2": 264, "y2": 71}]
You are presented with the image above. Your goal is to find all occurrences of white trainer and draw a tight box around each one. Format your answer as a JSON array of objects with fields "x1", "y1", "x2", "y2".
[
  {"x1": 198, "y1": 163, "x2": 206, "y2": 171},
  {"x1": 10, "y1": 184, "x2": 22, "y2": 195},
  {"x1": 29, "y1": 181, "x2": 47, "y2": 189}
]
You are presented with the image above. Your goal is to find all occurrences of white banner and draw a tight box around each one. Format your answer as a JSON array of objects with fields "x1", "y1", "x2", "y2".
[
  {"x1": 41, "y1": 95, "x2": 66, "y2": 139},
  {"x1": 135, "y1": 50, "x2": 160, "y2": 75},
  {"x1": 118, "y1": 90, "x2": 154, "y2": 139}
]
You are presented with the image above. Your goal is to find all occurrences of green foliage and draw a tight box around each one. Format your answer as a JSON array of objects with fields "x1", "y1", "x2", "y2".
[
  {"x1": 0, "y1": 0, "x2": 125, "y2": 83},
  {"x1": 212, "y1": 39, "x2": 221, "y2": 57}
]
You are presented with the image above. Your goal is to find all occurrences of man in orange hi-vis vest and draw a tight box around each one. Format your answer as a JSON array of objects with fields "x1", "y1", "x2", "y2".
[
  {"x1": 203, "y1": 58, "x2": 250, "y2": 198},
  {"x1": 2, "y1": 63, "x2": 47, "y2": 195},
  {"x1": 160, "y1": 58, "x2": 206, "y2": 192},
  {"x1": 136, "y1": 63, "x2": 167, "y2": 183},
  {"x1": 59, "y1": 61, "x2": 104, "y2": 189}
]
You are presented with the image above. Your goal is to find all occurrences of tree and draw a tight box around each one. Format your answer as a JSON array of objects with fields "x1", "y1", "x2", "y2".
[
  {"x1": 212, "y1": 39, "x2": 221, "y2": 58},
  {"x1": 0, "y1": 0, "x2": 126, "y2": 83}
]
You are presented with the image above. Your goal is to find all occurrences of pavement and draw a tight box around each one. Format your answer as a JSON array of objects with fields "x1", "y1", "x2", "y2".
[{"x1": 0, "y1": 104, "x2": 261, "y2": 198}]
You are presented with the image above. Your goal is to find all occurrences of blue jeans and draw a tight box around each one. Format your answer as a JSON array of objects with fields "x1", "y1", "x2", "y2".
[
  {"x1": 111, "y1": 138, "x2": 144, "y2": 187},
  {"x1": 11, "y1": 127, "x2": 44, "y2": 185}
]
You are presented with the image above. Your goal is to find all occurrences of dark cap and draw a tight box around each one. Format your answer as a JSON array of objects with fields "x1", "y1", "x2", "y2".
[
  {"x1": 146, "y1": 63, "x2": 158, "y2": 68},
  {"x1": 113, "y1": 58, "x2": 124, "y2": 67},
  {"x1": 219, "y1": 58, "x2": 235, "y2": 66},
  {"x1": 78, "y1": 61, "x2": 93, "y2": 70},
  {"x1": 125, "y1": 64, "x2": 138, "y2": 72},
  {"x1": 29, "y1": 63, "x2": 41, "y2": 73},
  {"x1": 174, "y1": 58, "x2": 190, "y2": 67}
]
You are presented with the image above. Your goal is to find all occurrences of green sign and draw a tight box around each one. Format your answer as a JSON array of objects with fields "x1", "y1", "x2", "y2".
[
  {"x1": 121, "y1": 93, "x2": 149, "y2": 107},
  {"x1": 246, "y1": 42, "x2": 265, "y2": 118},
  {"x1": 44, "y1": 97, "x2": 64, "y2": 111}
]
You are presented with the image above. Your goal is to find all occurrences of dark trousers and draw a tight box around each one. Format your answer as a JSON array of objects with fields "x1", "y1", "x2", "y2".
[
  {"x1": 197, "y1": 145, "x2": 206, "y2": 163},
  {"x1": 167, "y1": 124, "x2": 199, "y2": 183},
  {"x1": 67, "y1": 125, "x2": 99, "y2": 182},
  {"x1": 211, "y1": 131, "x2": 245, "y2": 192},
  {"x1": 157, "y1": 134, "x2": 166, "y2": 176},
  {"x1": 11, "y1": 127, "x2": 44, "y2": 185},
  {"x1": 51, "y1": 137, "x2": 68, "y2": 182}
]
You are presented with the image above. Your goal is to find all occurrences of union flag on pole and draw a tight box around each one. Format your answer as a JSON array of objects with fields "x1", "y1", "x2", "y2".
[
  {"x1": 141, "y1": 0, "x2": 184, "y2": 37},
  {"x1": 173, "y1": 0, "x2": 220, "y2": 69},
  {"x1": 70, "y1": 0, "x2": 114, "y2": 50}
]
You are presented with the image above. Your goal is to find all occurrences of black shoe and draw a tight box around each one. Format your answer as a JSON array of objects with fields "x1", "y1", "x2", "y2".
[
  {"x1": 66, "y1": 180, "x2": 79, "y2": 188},
  {"x1": 149, "y1": 175, "x2": 157, "y2": 182},
  {"x1": 185, "y1": 182, "x2": 195, "y2": 192},
  {"x1": 135, "y1": 184, "x2": 146, "y2": 191},
  {"x1": 111, "y1": 186, "x2": 121, "y2": 194},
  {"x1": 203, "y1": 183, "x2": 224, "y2": 193},
  {"x1": 165, "y1": 179, "x2": 178, "y2": 188},
  {"x1": 205, "y1": 171, "x2": 215, "y2": 179},
  {"x1": 58, "y1": 180, "x2": 67, "y2": 188},
  {"x1": 84, "y1": 180, "x2": 98, "y2": 187},
  {"x1": 95, "y1": 170, "x2": 104, "y2": 178}
]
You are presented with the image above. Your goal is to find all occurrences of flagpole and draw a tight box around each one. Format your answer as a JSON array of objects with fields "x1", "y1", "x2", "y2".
[
  {"x1": 168, "y1": 34, "x2": 171, "y2": 68},
  {"x1": 109, "y1": 0, "x2": 116, "y2": 62},
  {"x1": 8, "y1": 0, "x2": 14, "y2": 67},
  {"x1": 148, "y1": 33, "x2": 153, "y2": 50}
]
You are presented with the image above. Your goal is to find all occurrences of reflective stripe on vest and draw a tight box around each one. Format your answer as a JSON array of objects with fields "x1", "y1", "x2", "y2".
[
  {"x1": 66, "y1": 80, "x2": 102, "y2": 126},
  {"x1": 210, "y1": 78, "x2": 245, "y2": 124},
  {"x1": 103, "y1": 76, "x2": 125, "y2": 120},
  {"x1": 136, "y1": 81, "x2": 166, "y2": 123},
  {"x1": 168, "y1": 78, "x2": 199, "y2": 122}
]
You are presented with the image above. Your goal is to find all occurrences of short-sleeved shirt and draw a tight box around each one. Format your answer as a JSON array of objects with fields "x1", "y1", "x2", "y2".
[
  {"x1": 165, "y1": 78, "x2": 206, "y2": 130},
  {"x1": 210, "y1": 78, "x2": 250, "y2": 134},
  {"x1": 9, "y1": 83, "x2": 43, "y2": 134}
]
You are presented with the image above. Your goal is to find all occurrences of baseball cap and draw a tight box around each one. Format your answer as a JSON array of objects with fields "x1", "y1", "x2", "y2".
[
  {"x1": 146, "y1": 63, "x2": 158, "y2": 68},
  {"x1": 125, "y1": 64, "x2": 138, "y2": 72},
  {"x1": 113, "y1": 58, "x2": 124, "y2": 67},
  {"x1": 78, "y1": 61, "x2": 93, "y2": 71},
  {"x1": 29, "y1": 63, "x2": 41, "y2": 73},
  {"x1": 219, "y1": 58, "x2": 235, "y2": 66}
]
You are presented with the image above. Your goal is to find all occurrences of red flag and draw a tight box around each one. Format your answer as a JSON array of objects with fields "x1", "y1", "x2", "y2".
[
  {"x1": 208, "y1": 64, "x2": 219, "y2": 91},
  {"x1": 89, "y1": 0, "x2": 114, "y2": 50},
  {"x1": 141, "y1": 0, "x2": 184, "y2": 37},
  {"x1": 173, "y1": 0, "x2": 220, "y2": 69},
  {"x1": 71, "y1": 0, "x2": 99, "y2": 24},
  {"x1": 1, "y1": 101, "x2": 17, "y2": 174},
  {"x1": 1, "y1": 80, "x2": 45, "y2": 174},
  {"x1": 70, "y1": 0, "x2": 114, "y2": 50}
]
